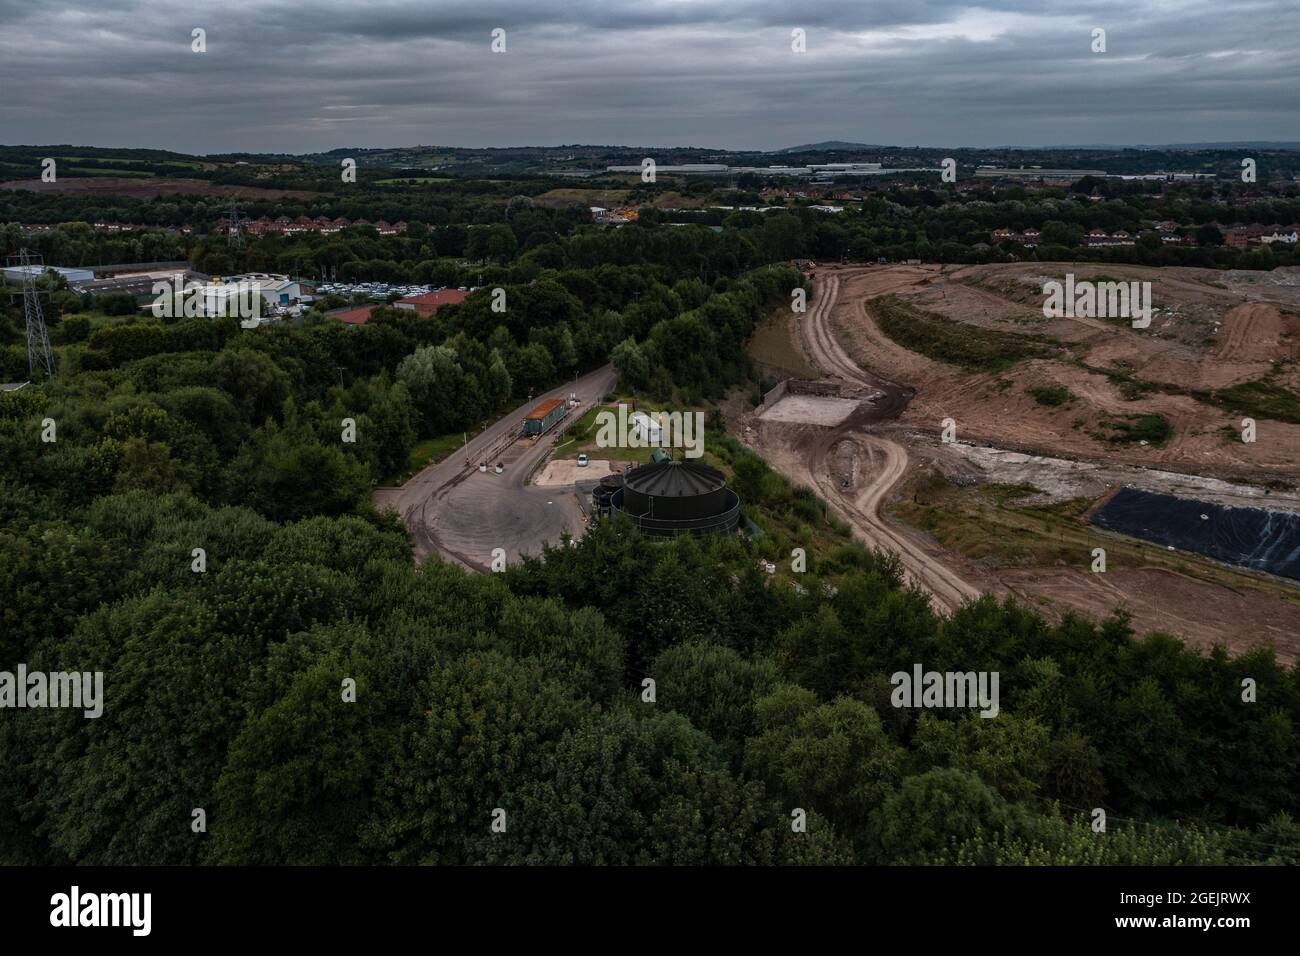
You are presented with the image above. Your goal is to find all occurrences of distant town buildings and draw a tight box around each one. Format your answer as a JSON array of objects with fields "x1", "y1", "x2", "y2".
[
  {"x1": 988, "y1": 219, "x2": 1300, "y2": 250},
  {"x1": 1222, "y1": 223, "x2": 1294, "y2": 247},
  {"x1": 1221, "y1": 223, "x2": 1300, "y2": 248},
  {"x1": 15, "y1": 221, "x2": 193, "y2": 235},
  {"x1": 989, "y1": 227, "x2": 1139, "y2": 248},
  {"x1": 1083, "y1": 229, "x2": 1136, "y2": 247},
  {"x1": 12, "y1": 216, "x2": 412, "y2": 239},
  {"x1": 974, "y1": 167, "x2": 1106, "y2": 182},
  {"x1": 1260, "y1": 228, "x2": 1299, "y2": 245},
  {"x1": 142, "y1": 273, "x2": 311, "y2": 320},
  {"x1": 603, "y1": 162, "x2": 884, "y2": 177},
  {"x1": 990, "y1": 228, "x2": 1039, "y2": 247},
  {"x1": 221, "y1": 216, "x2": 408, "y2": 237},
  {"x1": 590, "y1": 206, "x2": 638, "y2": 224},
  {"x1": 975, "y1": 168, "x2": 1214, "y2": 184}
]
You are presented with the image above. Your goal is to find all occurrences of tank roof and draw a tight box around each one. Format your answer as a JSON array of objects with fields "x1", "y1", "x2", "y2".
[{"x1": 623, "y1": 460, "x2": 726, "y2": 497}]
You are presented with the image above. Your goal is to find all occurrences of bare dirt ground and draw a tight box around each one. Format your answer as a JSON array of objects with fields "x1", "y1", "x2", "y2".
[
  {"x1": 737, "y1": 263, "x2": 1300, "y2": 661},
  {"x1": 759, "y1": 394, "x2": 862, "y2": 426},
  {"x1": 999, "y1": 567, "x2": 1300, "y2": 662},
  {"x1": 829, "y1": 263, "x2": 1300, "y2": 479},
  {"x1": 745, "y1": 267, "x2": 984, "y2": 613},
  {"x1": 534, "y1": 458, "x2": 615, "y2": 485}
]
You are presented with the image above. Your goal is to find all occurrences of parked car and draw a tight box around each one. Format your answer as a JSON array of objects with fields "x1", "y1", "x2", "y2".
[{"x1": 577, "y1": 454, "x2": 589, "y2": 467}]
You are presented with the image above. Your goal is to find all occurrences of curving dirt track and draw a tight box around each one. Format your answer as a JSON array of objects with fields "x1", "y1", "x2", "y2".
[
  {"x1": 1215, "y1": 302, "x2": 1282, "y2": 362},
  {"x1": 744, "y1": 262, "x2": 1300, "y2": 654},
  {"x1": 819, "y1": 431, "x2": 981, "y2": 611},
  {"x1": 760, "y1": 266, "x2": 982, "y2": 613}
]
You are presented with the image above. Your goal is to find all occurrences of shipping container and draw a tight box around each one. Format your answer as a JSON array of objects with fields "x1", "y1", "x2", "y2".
[{"x1": 523, "y1": 397, "x2": 567, "y2": 436}]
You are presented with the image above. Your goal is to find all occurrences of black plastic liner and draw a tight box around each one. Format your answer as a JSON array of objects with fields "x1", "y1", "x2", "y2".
[{"x1": 1090, "y1": 487, "x2": 1300, "y2": 582}]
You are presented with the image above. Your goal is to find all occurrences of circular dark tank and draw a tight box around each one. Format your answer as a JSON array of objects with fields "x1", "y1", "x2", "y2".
[
  {"x1": 609, "y1": 460, "x2": 740, "y2": 536},
  {"x1": 592, "y1": 472, "x2": 625, "y2": 516}
]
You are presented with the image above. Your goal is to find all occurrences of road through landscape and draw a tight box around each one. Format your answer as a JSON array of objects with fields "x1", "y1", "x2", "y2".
[{"x1": 376, "y1": 364, "x2": 618, "y2": 569}]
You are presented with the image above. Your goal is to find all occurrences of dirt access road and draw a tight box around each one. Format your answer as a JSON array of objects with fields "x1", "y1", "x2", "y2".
[
  {"x1": 750, "y1": 264, "x2": 1300, "y2": 659},
  {"x1": 757, "y1": 266, "x2": 983, "y2": 613},
  {"x1": 375, "y1": 364, "x2": 618, "y2": 570}
]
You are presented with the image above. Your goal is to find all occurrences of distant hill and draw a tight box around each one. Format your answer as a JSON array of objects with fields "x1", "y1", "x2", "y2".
[
  {"x1": 774, "y1": 141, "x2": 879, "y2": 153},
  {"x1": 1037, "y1": 142, "x2": 1300, "y2": 151}
]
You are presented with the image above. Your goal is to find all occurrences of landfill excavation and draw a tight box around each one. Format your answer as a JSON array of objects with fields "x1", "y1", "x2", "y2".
[{"x1": 738, "y1": 263, "x2": 1300, "y2": 662}]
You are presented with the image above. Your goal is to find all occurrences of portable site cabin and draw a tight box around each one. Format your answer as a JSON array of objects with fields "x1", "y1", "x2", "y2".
[
  {"x1": 523, "y1": 397, "x2": 566, "y2": 437},
  {"x1": 630, "y1": 411, "x2": 661, "y2": 445}
]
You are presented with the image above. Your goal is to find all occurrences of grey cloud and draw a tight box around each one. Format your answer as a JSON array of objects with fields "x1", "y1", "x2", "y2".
[{"x1": 0, "y1": 0, "x2": 1295, "y2": 152}]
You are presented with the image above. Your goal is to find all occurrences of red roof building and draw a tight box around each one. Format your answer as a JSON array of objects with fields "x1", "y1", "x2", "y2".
[
  {"x1": 394, "y1": 288, "x2": 469, "y2": 316},
  {"x1": 331, "y1": 306, "x2": 378, "y2": 325}
]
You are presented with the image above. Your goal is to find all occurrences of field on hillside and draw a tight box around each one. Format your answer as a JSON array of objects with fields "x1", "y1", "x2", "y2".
[
  {"x1": 531, "y1": 187, "x2": 631, "y2": 208},
  {"x1": 0, "y1": 177, "x2": 322, "y2": 199}
]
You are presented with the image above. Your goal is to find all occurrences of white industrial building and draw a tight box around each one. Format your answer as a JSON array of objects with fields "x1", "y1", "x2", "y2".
[
  {"x1": 223, "y1": 273, "x2": 306, "y2": 307},
  {"x1": 148, "y1": 273, "x2": 307, "y2": 322},
  {"x1": 189, "y1": 274, "x2": 306, "y2": 311},
  {"x1": 606, "y1": 164, "x2": 729, "y2": 175},
  {"x1": 2, "y1": 264, "x2": 95, "y2": 284}
]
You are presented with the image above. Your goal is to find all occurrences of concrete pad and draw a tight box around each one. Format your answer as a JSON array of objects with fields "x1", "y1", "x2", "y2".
[
  {"x1": 759, "y1": 394, "x2": 861, "y2": 426},
  {"x1": 431, "y1": 484, "x2": 585, "y2": 567},
  {"x1": 534, "y1": 458, "x2": 615, "y2": 486}
]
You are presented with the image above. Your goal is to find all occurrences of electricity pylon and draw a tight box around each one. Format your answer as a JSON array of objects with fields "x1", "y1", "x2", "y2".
[
  {"x1": 7, "y1": 249, "x2": 55, "y2": 379},
  {"x1": 226, "y1": 198, "x2": 246, "y2": 249}
]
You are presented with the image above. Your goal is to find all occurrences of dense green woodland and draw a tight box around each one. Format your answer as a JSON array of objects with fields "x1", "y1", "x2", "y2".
[
  {"x1": 3, "y1": 168, "x2": 1299, "y2": 282},
  {"x1": 2, "y1": 304, "x2": 1298, "y2": 865},
  {"x1": 2, "y1": 487, "x2": 1298, "y2": 863},
  {"x1": 4, "y1": 179, "x2": 1296, "y2": 378},
  {"x1": 1, "y1": 164, "x2": 1298, "y2": 864}
]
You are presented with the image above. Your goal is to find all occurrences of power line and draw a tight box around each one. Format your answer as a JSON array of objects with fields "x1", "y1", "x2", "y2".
[
  {"x1": 226, "y1": 198, "x2": 246, "y2": 250},
  {"x1": 6, "y1": 249, "x2": 55, "y2": 380}
]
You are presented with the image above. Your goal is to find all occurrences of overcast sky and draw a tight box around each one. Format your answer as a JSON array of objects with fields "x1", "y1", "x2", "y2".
[{"x1": 1, "y1": 0, "x2": 1296, "y2": 154}]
